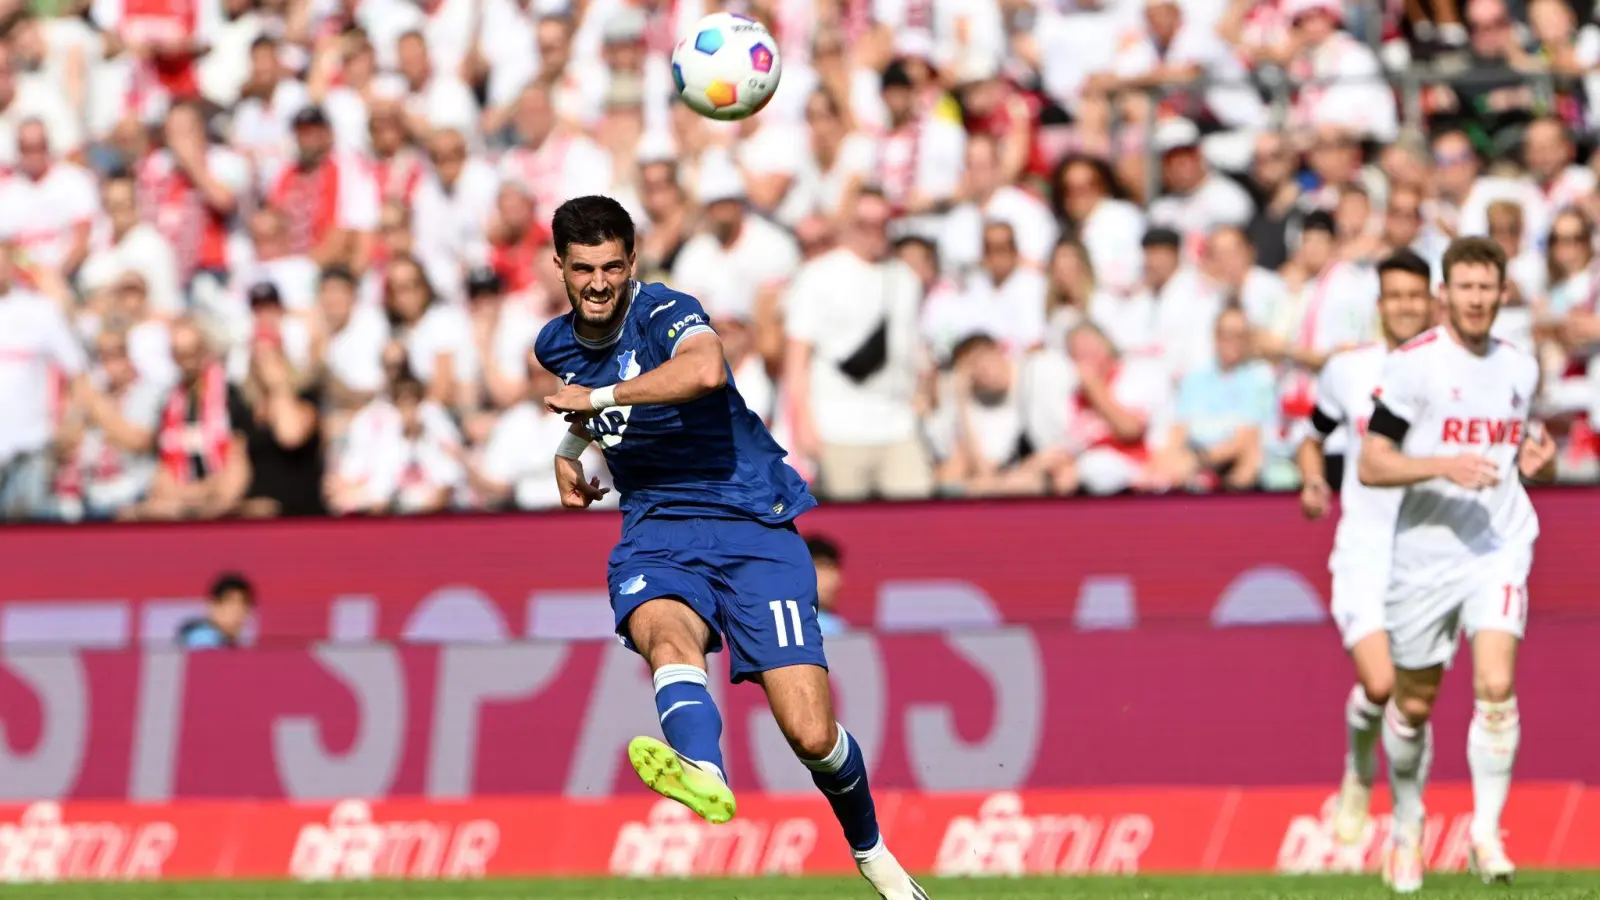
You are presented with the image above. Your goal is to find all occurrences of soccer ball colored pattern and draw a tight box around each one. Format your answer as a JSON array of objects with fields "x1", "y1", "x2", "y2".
[{"x1": 670, "y1": 12, "x2": 783, "y2": 121}]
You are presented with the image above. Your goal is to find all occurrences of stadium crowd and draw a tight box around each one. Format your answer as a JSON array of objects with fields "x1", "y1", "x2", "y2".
[{"x1": 0, "y1": 0, "x2": 1596, "y2": 520}]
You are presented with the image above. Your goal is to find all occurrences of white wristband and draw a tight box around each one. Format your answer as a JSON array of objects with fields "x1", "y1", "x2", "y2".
[
  {"x1": 591, "y1": 384, "x2": 618, "y2": 410},
  {"x1": 555, "y1": 431, "x2": 590, "y2": 460}
]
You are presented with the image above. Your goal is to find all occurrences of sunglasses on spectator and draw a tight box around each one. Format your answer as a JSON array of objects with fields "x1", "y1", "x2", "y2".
[
  {"x1": 1489, "y1": 223, "x2": 1519, "y2": 237},
  {"x1": 391, "y1": 277, "x2": 424, "y2": 291},
  {"x1": 983, "y1": 242, "x2": 1015, "y2": 254},
  {"x1": 97, "y1": 344, "x2": 128, "y2": 360},
  {"x1": 431, "y1": 149, "x2": 466, "y2": 164},
  {"x1": 1469, "y1": 14, "x2": 1510, "y2": 29},
  {"x1": 1434, "y1": 149, "x2": 1474, "y2": 166},
  {"x1": 1552, "y1": 232, "x2": 1589, "y2": 244}
]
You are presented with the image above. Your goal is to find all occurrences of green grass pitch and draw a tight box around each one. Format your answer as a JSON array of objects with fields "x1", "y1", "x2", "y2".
[{"x1": 7, "y1": 874, "x2": 1600, "y2": 900}]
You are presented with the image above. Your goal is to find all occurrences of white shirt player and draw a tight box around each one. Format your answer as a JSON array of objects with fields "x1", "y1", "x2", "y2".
[
  {"x1": 1311, "y1": 341, "x2": 1400, "y2": 646},
  {"x1": 1373, "y1": 326, "x2": 1541, "y2": 581},
  {"x1": 1313, "y1": 343, "x2": 1401, "y2": 561}
]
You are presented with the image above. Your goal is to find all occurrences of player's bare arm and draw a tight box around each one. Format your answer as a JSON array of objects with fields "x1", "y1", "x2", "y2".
[
  {"x1": 545, "y1": 331, "x2": 728, "y2": 419},
  {"x1": 1517, "y1": 422, "x2": 1557, "y2": 482},
  {"x1": 1358, "y1": 430, "x2": 1499, "y2": 489},
  {"x1": 1295, "y1": 433, "x2": 1331, "y2": 519},
  {"x1": 552, "y1": 420, "x2": 608, "y2": 509}
]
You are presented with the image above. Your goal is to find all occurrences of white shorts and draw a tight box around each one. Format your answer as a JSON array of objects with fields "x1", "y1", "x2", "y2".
[
  {"x1": 1386, "y1": 546, "x2": 1532, "y2": 671},
  {"x1": 1330, "y1": 560, "x2": 1390, "y2": 649}
]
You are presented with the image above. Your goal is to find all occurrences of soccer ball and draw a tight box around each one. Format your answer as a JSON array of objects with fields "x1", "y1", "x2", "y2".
[{"x1": 670, "y1": 13, "x2": 783, "y2": 121}]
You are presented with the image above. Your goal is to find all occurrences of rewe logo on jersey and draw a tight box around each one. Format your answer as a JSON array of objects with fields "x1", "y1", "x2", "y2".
[{"x1": 1440, "y1": 417, "x2": 1523, "y2": 445}]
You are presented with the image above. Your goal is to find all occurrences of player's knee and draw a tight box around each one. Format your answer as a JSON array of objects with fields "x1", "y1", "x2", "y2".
[
  {"x1": 1362, "y1": 670, "x2": 1395, "y2": 706},
  {"x1": 1474, "y1": 670, "x2": 1515, "y2": 703},
  {"x1": 1392, "y1": 686, "x2": 1436, "y2": 724},
  {"x1": 782, "y1": 716, "x2": 839, "y2": 762}
]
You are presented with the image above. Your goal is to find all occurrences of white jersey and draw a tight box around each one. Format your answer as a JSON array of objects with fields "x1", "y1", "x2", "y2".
[
  {"x1": 1374, "y1": 326, "x2": 1540, "y2": 581},
  {"x1": 1311, "y1": 342, "x2": 1401, "y2": 562}
]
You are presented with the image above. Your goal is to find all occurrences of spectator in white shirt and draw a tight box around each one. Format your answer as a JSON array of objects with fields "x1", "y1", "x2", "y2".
[
  {"x1": 928, "y1": 332, "x2": 1041, "y2": 497},
  {"x1": 961, "y1": 220, "x2": 1049, "y2": 355},
  {"x1": 873, "y1": 60, "x2": 966, "y2": 242},
  {"x1": 54, "y1": 327, "x2": 165, "y2": 521},
  {"x1": 383, "y1": 254, "x2": 476, "y2": 411},
  {"x1": 310, "y1": 265, "x2": 389, "y2": 413},
  {"x1": 940, "y1": 133, "x2": 1058, "y2": 275},
  {"x1": 328, "y1": 371, "x2": 465, "y2": 515},
  {"x1": 783, "y1": 189, "x2": 933, "y2": 501},
  {"x1": 0, "y1": 243, "x2": 88, "y2": 519},
  {"x1": 1051, "y1": 154, "x2": 1147, "y2": 295},
  {"x1": 1283, "y1": 0, "x2": 1398, "y2": 142},
  {"x1": 0, "y1": 118, "x2": 97, "y2": 280},
  {"x1": 458, "y1": 354, "x2": 615, "y2": 511},
  {"x1": 411, "y1": 126, "x2": 500, "y2": 304},
  {"x1": 670, "y1": 169, "x2": 801, "y2": 321},
  {"x1": 463, "y1": 265, "x2": 543, "y2": 416},
  {"x1": 1204, "y1": 225, "x2": 1289, "y2": 327},
  {"x1": 0, "y1": 43, "x2": 82, "y2": 167},
  {"x1": 82, "y1": 173, "x2": 185, "y2": 318},
  {"x1": 385, "y1": 30, "x2": 481, "y2": 142},
  {"x1": 1147, "y1": 117, "x2": 1256, "y2": 264}
]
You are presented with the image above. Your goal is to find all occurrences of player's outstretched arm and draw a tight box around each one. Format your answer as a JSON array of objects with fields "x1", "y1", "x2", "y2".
[
  {"x1": 1295, "y1": 433, "x2": 1331, "y2": 519},
  {"x1": 553, "y1": 422, "x2": 608, "y2": 509},
  {"x1": 608, "y1": 330, "x2": 728, "y2": 407}
]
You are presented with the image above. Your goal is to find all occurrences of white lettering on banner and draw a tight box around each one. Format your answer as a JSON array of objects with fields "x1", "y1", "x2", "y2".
[
  {"x1": 401, "y1": 587, "x2": 509, "y2": 644},
  {"x1": 609, "y1": 800, "x2": 817, "y2": 877},
  {"x1": 427, "y1": 644, "x2": 569, "y2": 798},
  {"x1": 0, "y1": 801, "x2": 176, "y2": 883},
  {"x1": 273, "y1": 646, "x2": 406, "y2": 800},
  {"x1": 1276, "y1": 794, "x2": 1476, "y2": 875},
  {"x1": 747, "y1": 632, "x2": 886, "y2": 792},
  {"x1": 0, "y1": 653, "x2": 88, "y2": 801},
  {"x1": 906, "y1": 631, "x2": 1043, "y2": 790},
  {"x1": 1212, "y1": 566, "x2": 1327, "y2": 627},
  {"x1": 288, "y1": 799, "x2": 500, "y2": 881},
  {"x1": 934, "y1": 793, "x2": 1153, "y2": 875},
  {"x1": 129, "y1": 649, "x2": 187, "y2": 802},
  {"x1": 876, "y1": 581, "x2": 1002, "y2": 632}
]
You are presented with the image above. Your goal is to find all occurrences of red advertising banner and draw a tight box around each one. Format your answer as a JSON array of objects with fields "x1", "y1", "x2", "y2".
[
  {"x1": 0, "y1": 490, "x2": 1595, "y2": 648},
  {"x1": 3, "y1": 784, "x2": 1599, "y2": 883},
  {"x1": 4, "y1": 626, "x2": 1600, "y2": 804}
]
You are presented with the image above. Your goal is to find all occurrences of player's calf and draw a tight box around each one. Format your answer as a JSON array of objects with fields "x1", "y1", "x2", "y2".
[
  {"x1": 652, "y1": 664, "x2": 727, "y2": 782},
  {"x1": 1468, "y1": 630, "x2": 1521, "y2": 850}
]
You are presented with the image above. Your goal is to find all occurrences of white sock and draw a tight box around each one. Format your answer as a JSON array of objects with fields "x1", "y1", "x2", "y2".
[
  {"x1": 1345, "y1": 685, "x2": 1384, "y2": 786},
  {"x1": 1383, "y1": 701, "x2": 1430, "y2": 833},
  {"x1": 1468, "y1": 697, "x2": 1520, "y2": 843}
]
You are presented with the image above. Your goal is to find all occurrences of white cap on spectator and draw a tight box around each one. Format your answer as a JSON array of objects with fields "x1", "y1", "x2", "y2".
[
  {"x1": 604, "y1": 6, "x2": 648, "y2": 44},
  {"x1": 954, "y1": 53, "x2": 1000, "y2": 86},
  {"x1": 1153, "y1": 117, "x2": 1202, "y2": 154},
  {"x1": 894, "y1": 29, "x2": 936, "y2": 62},
  {"x1": 1283, "y1": 0, "x2": 1343, "y2": 21},
  {"x1": 698, "y1": 165, "x2": 748, "y2": 205},
  {"x1": 637, "y1": 130, "x2": 677, "y2": 164}
]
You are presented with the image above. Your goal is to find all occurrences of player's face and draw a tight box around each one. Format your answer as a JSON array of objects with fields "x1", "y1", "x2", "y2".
[
  {"x1": 558, "y1": 239, "x2": 635, "y2": 331},
  {"x1": 1441, "y1": 260, "x2": 1504, "y2": 344},
  {"x1": 1377, "y1": 270, "x2": 1432, "y2": 346}
]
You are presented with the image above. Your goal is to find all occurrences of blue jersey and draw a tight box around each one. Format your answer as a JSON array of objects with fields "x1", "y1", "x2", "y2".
[{"x1": 534, "y1": 281, "x2": 815, "y2": 532}]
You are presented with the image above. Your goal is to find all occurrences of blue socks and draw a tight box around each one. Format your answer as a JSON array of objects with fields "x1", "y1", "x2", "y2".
[
  {"x1": 803, "y1": 725, "x2": 882, "y2": 855},
  {"x1": 653, "y1": 664, "x2": 727, "y2": 782}
]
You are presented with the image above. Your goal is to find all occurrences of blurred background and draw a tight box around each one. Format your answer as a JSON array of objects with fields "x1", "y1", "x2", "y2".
[{"x1": 0, "y1": 0, "x2": 1599, "y2": 885}]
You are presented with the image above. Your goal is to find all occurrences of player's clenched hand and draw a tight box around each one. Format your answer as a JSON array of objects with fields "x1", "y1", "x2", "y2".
[
  {"x1": 1517, "y1": 422, "x2": 1557, "y2": 480},
  {"x1": 1299, "y1": 478, "x2": 1331, "y2": 520},
  {"x1": 545, "y1": 384, "x2": 597, "y2": 421},
  {"x1": 1440, "y1": 453, "x2": 1500, "y2": 490},
  {"x1": 555, "y1": 455, "x2": 610, "y2": 508}
]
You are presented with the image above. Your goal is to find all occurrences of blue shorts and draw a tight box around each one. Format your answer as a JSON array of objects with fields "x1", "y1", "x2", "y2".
[{"x1": 608, "y1": 515, "x2": 827, "y2": 683}]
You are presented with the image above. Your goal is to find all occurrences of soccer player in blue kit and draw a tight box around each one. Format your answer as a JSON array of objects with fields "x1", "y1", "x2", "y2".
[{"x1": 536, "y1": 196, "x2": 928, "y2": 899}]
